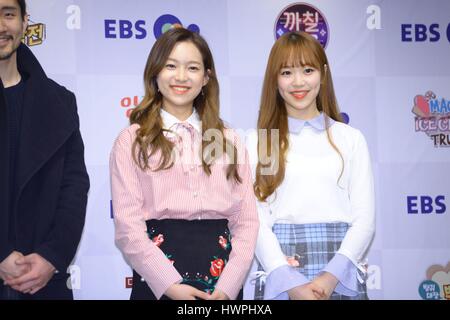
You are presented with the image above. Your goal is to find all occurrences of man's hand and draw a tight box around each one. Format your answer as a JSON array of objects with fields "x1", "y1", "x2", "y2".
[
  {"x1": 164, "y1": 283, "x2": 210, "y2": 300},
  {"x1": 288, "y1": 282, "x2": 325, "y2": 300},
  {"x1": 4, "y1": 253, "x2": 56, "y2": 295},
  {"x1": 0, "y1": 251, "x2": 30, "y2": 281}
]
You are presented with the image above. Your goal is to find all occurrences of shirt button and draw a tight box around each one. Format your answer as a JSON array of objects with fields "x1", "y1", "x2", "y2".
[
  {"x1": 193, "y1": 192, "x2": 198, "y2": 198},
  {"x1": 190, "y1": 165, "x2": 195, "y2": 171}
]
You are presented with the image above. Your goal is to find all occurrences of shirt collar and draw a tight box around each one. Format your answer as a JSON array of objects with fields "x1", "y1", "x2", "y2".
[
  {"x1": 160, "y1": 108, "x2": 201, "y2": 133},
  {"x1": 287, "y1": 112, "x2": 335, "y2": 134}
]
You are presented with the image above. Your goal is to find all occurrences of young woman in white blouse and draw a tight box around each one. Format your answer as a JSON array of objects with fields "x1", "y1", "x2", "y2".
[{"x1": 246, "y1": 31, "x2": 375, "y2": 300}]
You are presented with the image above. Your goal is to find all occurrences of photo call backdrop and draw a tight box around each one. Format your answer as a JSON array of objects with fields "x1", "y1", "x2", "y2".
[{"x1": 25, "y1": 0, "x2": 450, "y2": 300}]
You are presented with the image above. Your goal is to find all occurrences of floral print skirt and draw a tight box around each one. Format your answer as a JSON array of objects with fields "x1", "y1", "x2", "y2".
[{"x1": 130, "y1": 218, "x2": 242, "y2": 300}]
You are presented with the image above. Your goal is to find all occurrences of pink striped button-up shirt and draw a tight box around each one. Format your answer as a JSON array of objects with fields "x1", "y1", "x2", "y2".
[{"x1": 110, "y1": 109, "x2": 259, "y2": 299}]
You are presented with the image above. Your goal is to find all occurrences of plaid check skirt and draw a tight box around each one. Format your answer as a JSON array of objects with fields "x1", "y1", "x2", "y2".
[{"x1": 253, "y1": 222, "x2": 368, "y2": 300}]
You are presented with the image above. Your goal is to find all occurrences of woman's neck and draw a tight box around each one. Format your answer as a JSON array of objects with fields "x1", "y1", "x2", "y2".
[{"x1": 162, "y1": 105, "x2": 194, "y2": 121}]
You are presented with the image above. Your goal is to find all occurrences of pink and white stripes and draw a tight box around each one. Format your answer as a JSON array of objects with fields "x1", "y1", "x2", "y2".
[{"x1": 110, "y1": 124, "x2": 259, "y2": 299}]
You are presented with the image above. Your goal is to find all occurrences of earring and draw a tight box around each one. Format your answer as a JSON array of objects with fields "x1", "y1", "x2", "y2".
[{"x1": 201, "y1": 88, "x2": 204, "y2": 96}]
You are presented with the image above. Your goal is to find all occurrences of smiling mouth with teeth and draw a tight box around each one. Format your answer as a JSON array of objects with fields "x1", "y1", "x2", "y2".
[{"x1": 171, "y1": 86, "x2": 190, "y2": 93}]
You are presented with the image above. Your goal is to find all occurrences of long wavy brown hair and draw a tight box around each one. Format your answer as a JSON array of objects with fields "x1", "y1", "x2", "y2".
[
  {"x1": 255, "y1": 31, "x2": 344, "y2": 202},
  {"x1": 130, "y1": 28, "x2": 241, "y2": 182}
]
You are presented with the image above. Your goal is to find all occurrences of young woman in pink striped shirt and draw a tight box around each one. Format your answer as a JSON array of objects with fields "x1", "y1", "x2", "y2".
[{"x1": 110, "y1": 28, "x2": 259, "y2": 300}]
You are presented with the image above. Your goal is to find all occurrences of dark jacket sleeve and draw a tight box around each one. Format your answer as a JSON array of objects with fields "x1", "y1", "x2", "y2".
[
  {"x1": 0, "y1": 88, "x2": 14, "y2": 263},
  {"x1": 34, "y1": 92, "x2": 90, "y2": 272}
]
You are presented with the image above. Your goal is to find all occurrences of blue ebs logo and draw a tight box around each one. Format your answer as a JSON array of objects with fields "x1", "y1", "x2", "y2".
[
  {"x1": 153, "y1": 14, "x2": 199, "y2": 39},
  {"x1": 401, "y1": 23, "x2": 450, "y2": 42},
  {"x1": 407, "y1": 195, "x2": 446, "y2": 214},
  {"x1": 104, "y1": 14, "x2": 200, "y2": 40},
  {"x1": 105, "y1": 19, "x2": 147, "y2": 39}
]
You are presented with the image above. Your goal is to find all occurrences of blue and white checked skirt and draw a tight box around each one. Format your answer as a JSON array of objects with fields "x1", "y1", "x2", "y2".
[{"x1": 253, "y1": 222, "x2": 368, "y2": 300}]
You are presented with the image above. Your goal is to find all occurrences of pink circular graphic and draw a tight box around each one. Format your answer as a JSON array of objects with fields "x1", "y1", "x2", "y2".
[{"x1": 274, "y1": 2, "x2": 329, "y2": 48}]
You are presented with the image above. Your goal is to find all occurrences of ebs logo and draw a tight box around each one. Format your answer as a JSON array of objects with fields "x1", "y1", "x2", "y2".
[
  {"x1": 105, "y1": 14, "x2": 200, "y2": 40},
  {"x1": 153, "y1": 14, "x2": 199, "y2": 39},
  {"x1": 407, "y1": 195, "x2": 446, "y2": 214},
  {"x1": 401, "y1": 22, "x2": 450, "y2": 42}
]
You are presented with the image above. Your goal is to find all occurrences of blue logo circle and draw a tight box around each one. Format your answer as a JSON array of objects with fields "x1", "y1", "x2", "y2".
[
  {"x1": 418, "y1": 280, "x2": 441, "y2": 300},
  {"x1": 274, "y1": 2, "x2": 329, "y2": 48},
  {"x1": 187, "y1": 24, "x2": 200, "y2": 34},
  {"x1": 340, "y1": 112, "x2": 350, "y2": 124},
  {"x1": 153, "y1": 14, "x2": 200, "y2": 39},
  {"x1": 447, "y1": 22, "x2": 450, "y2": 43}
]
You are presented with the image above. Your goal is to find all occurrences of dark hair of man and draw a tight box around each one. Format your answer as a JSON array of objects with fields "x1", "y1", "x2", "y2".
[{"x1": 16, "y1": 0, "x2": 27, "y2": 20}]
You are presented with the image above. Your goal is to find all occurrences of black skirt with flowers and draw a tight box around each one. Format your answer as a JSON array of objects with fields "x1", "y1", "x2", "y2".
[{"x1": 130, "y1": 218, "x2": 242, "y2": 300}]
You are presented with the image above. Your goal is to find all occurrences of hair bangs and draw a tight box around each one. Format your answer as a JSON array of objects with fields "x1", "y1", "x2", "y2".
[{"x1": 276, "y1": 38, "x2": 321, "y2": 71}]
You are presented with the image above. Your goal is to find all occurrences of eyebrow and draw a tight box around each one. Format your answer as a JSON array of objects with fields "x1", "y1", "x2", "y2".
[
  {"x1": 166, "y1": 58, "x2": 202, "y2": 65},
  {"x1": 0, "y1": 6, "x2": 19, "y2": 11},
  {"x1": 280, "y1": 64, "x2": 312, "y2": 68}
]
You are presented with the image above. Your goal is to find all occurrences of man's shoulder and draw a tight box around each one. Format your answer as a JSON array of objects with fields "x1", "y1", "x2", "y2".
[
  {"x1": 45, "y1": 78, "x2": 74, "y2": 100},
  {"x1": 33, "y1": 77, "x2": 79, "y2": 121},
  {"x1": 42, "y1": 78, "x2": 78, "y2": 116}
]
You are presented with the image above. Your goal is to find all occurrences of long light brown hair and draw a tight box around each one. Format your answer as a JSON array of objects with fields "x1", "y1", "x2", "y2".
[
  {"x1": 255, "y1": 31, "x2": 344, "y2": 202},
  {"x1": 130, "y1": 28, "x2": 241, "y2": 182}
]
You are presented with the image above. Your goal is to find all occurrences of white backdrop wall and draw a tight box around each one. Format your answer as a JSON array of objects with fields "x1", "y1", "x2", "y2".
[{"x1": 26, "y1": 0, "x2": 450, "y2": 300}]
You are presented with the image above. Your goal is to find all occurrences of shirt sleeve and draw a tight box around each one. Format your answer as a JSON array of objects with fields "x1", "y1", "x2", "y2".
[
  {"x1": 319, "y1": 253, "x2": 360, "y2": 296},
  {"x1": 215, "y1": 134, "x2": 260, "y2": 300},
  {"x1": 337, "y1": 129, "x2": 375, "y2": 267},
  {"x1": 245, "y1": 131, "x2": 291, "y2": 274},
  {"x1": 110, "y1": 127, "x2": 182, "y2": 299},
  {"x1": 264, "y1": 265, "x2": 309, "y2": 300}
]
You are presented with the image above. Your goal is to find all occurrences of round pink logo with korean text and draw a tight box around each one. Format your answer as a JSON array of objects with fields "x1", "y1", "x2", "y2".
[{"x1": 274, "y1": 2, "x2": 329, "y2": 48}]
